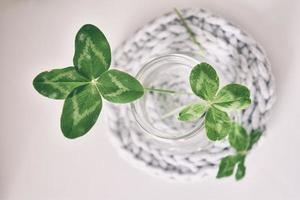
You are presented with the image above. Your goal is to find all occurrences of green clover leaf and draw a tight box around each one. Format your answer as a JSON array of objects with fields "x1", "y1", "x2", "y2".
[
  {"x1": 213, "y1": 83, "x2": 251, "y2": 112},
  {"x1": 61, "y1": 84, "x2": 102, "y2": 138},
  {"x1": 189, "y1": 63, "x2": 219, "y2": 101},
  {"x1": 73, "y1": 24, "x2": 111, "y2": 79},
  {"x1": 33, "y1": 67, "x2": 88, "y2": 99},
  {"x1": 217, "y1": 154, "x2": 246, "y2": 180},
  {"x1": 235, "y1": 156, "x2": 246, "y2": 180},
  {"x1": 33, "y1": 24, "x2": 144, "y2": 138},
  {"x1": 205, "y1": 107, "x2": 231, "y2": 141},
  {"x1": 229, "y1": 123, "x2": 250, "y2": 151},
  {"x1": 248, "y1": 129, "x2": 263, "y2": 150},
  {"x1": 97, "y1": 69, "x2": 144, "y2": 103},
  {"x1": 216, "y1": 155, "x2": 240, "y2": 178},
  {"x1": 178, "y1": 103, "x2": 207, "y2": 121}
]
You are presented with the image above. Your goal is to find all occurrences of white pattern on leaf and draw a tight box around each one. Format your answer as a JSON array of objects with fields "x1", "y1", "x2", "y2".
[
  {"x1": 78, "y1": 37, "x2": 107, "y2": 69},
  {"x1": 71, "y1": 87, "x2": 100, "y2": 126},
  {"x1": 104, "y1": 74, "x2": 129, "y2": 97}
]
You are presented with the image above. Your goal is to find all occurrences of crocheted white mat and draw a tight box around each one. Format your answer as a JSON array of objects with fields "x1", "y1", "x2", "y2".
[{"x1": 107, "y1": 8, "x2": 275, "y2": 181}]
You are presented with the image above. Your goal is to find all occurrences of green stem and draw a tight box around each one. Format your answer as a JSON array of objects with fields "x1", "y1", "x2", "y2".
[
  {"x1": 144, "y1": 87, "x2": 202, "y2": 121},
  {"x1": 174, "y1": 8, "x2": 205, "y2": 54},
  {"x1": 144, "y1": 87, "x2": 193, "y2": 96}
]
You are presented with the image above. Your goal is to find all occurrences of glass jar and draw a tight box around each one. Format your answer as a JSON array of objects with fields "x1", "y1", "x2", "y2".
[{"x1": 131, "y1": 53, "x2": 232, "y2": 154}]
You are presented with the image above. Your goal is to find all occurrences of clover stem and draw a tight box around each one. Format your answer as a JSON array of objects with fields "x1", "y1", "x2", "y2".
[
  {"x1": 144, "y1": 87, "x2": 193, "y2": 96},
  {"x1": 144, "y1": 86, "x2": 207, "y2": 120},
  {"x1": 174, "y1": 8, "x2": 205, "y2": 55},
  {"x1": 159, "y1": 104, "x2": 191, "y2": 120}
]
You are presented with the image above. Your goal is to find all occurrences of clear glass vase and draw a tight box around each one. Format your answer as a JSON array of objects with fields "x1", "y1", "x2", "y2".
[{"x1": 131, "y1": 53, "x2": 233, "y2": 154}]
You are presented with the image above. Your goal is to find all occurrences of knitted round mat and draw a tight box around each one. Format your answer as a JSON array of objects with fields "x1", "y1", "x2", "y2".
[{"x1": 107, "y1": 8, "x2": 275, "y2": 181}]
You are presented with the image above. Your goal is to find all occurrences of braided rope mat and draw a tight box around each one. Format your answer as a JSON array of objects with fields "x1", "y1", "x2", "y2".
[{"x1": 107, "y1": 8, "x2": 275, "y2": 181}]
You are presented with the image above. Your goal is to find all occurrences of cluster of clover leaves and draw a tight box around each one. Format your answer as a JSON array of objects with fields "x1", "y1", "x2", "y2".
[
  {"x1": 177, "y1": 62, "x2": 262, "y2": 180},
  {"x1": 33, "y1": 23, "x2": 262, "y2": 180}
]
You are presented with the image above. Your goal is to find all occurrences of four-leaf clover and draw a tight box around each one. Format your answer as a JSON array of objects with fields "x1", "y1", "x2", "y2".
[
  {"x1": 33, "y1": 24, "x2": 144, "y2": 138},
  {"x1": 178, "y1": 63, "x2": 251, "y2": 141}
]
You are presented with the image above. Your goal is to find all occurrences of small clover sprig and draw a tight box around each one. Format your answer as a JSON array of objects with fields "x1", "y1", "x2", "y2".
[
  {"x1": 33, "y1": 24, "x2": 144, "y2": 139},
  {"x1": 217, "y1": 128, "x2": 262, "y2": 180},
  {"x1": 177, "y1": 62, "x2": 262, "y2": 180},
  {"x1": 178, "y1": 63, "x2": 251, "y2": 141},
  {"x1": 174, "y1": 8, "x2": 265, "y2": 180}
]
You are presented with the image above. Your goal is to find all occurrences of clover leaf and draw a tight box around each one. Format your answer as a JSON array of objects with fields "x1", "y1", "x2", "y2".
[
  {"x1": 205, "y1": 107, "x2": 231, "y2": 141},
  {"x1": 178, "y1": 103, "x2": 207, "y2": 121},
  {"x1": 229, "y1": 123, "x2": 250, "y2": 151},
  {"x1": 33, "y1": 67, "x2": 89, "y2": 99},
  {"x1": 33, "y1": 24, "x2": 144, "y2": 138},
  {"x1": 217, "y1": 154, "x2": 246, "y2": 180},
  {"x1": 73, "y1": 24, "x2": 111, "y2": 79},
  {"x1": 216, "y1": 155, "x2": 240, "y2": 178},
  {"x1": 235, "y1": 156, "x2": 246, "y2": 180},
  {"x1": 61, "y1": 84, "x2": 102, "y2": 138},
  {"x1": 213, "y1": 84, "x2": 251, "y2": 112},
  {"x1": 248, "y1": 129, "x2": 263, "y2": 150},
  {"x1": 189, "y1": 63, "x2": 219, "y2": 100},
  {"x1": 97, "y1": 69, "x2": 144, "y2": 103}
]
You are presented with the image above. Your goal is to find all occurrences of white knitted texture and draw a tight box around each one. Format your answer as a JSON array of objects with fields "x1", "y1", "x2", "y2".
[{"x1": 106, "y1": 8, "x2": 275, "y2": 181}]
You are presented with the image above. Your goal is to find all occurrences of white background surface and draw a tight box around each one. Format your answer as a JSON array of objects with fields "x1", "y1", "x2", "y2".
[{"x1": 0, "y1": 0, "x2": 300, "y2": 199}]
